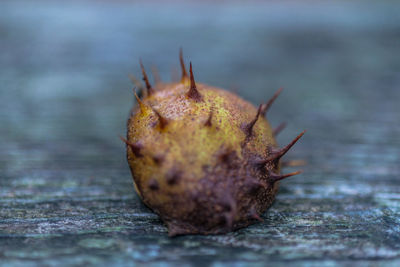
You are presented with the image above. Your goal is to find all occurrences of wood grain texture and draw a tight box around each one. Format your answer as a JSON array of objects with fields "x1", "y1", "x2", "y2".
[{"x1": 1, "y1": 1, "x2": 399, "y2": 266}]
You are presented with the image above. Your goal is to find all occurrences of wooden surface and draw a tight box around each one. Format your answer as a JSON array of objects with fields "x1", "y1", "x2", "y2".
[{"x1": 1, "y1": 1, "x2": 400, "y2": 266}]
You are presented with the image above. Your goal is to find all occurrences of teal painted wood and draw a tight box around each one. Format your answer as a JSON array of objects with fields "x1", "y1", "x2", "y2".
[{"x1": 1, "y1": 1, "x2": 400, "y2": 266}]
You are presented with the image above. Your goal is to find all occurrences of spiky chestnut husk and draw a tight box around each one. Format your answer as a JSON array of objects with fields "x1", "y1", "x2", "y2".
[{"x1": 124, "y1": 50, "x2": 304, "y2": 236}]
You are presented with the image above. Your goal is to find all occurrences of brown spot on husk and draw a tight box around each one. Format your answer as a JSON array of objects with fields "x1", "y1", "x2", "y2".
[
  {"x1": 148, "y1": 178, "x2": 159, "y2": 191},
  {"x1": 165, "y1": 168, "x2": 181, "y2": 185}
]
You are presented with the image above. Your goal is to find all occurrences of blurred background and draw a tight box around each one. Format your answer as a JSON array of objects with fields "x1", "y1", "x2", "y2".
[{"x1": 1, "y1": 0, "x2": 400, "y2": 266}]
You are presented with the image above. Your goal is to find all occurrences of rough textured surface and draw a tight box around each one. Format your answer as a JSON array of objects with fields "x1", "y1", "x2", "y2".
[
  {"x1": 126, "y1": 79, "x2": 286, "y2": 236},
  {"x1": 1, "y1": 1, "x2": 400, "y2": 266}
]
